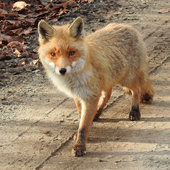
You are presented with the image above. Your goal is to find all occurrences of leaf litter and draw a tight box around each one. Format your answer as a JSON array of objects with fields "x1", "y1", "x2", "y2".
[
  {"x1": 0, "y1": 0, "x2": 80, "y2": 76},
  {"x1": 0, "y1": 0, "x2": 121, "y2": 87}
]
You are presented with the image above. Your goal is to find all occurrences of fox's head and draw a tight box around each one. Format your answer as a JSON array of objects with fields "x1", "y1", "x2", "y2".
[{"x1": 38, "y1": 17, "x2": 87, "y2": 76}]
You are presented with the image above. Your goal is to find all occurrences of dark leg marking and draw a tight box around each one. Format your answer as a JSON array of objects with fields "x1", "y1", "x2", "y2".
[
  {"x1": 72, "y1": 128, "x2": 86, "y2": 157},
  {"x1": 93, "y1": 108, "x2": 102, "y2": 121},
  {"x1": 129, "y1": 105, "x2": 141, "y2": 121}
]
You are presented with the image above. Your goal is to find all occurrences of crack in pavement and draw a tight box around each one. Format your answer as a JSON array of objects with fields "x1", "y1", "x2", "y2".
[{"x1": 34, "y1": 133, "x2": 74, "y2": 170}]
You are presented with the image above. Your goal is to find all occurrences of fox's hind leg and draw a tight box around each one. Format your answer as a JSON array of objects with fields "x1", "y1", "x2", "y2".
[
  {"x1": 129, "y1": 86, "x2": 141, "y2": 121},
  {"x1": 94, "y1": 88, "x2": 112, "y2": 121}
]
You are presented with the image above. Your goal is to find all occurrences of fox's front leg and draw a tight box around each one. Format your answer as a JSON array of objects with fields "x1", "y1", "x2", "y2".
[{"x1": 72, "y1": 98, "x2": 99, "y2": 157}]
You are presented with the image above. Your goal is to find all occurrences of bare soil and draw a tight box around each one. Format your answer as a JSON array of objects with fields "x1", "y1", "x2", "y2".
[{"x1": 1, "y1": 0, "x2": 170, "y2": 169}]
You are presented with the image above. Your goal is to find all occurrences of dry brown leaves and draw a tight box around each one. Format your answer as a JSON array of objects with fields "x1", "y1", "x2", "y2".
[{"x1": 0, "y1": 0, "x2": 81, "y2": 63}]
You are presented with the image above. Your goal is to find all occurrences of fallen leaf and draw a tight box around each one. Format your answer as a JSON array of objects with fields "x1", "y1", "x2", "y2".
[
  {"x1": 0, "y1": 49, "x2": 13, "y2": 61},
  {"x1": 12, "y1": 1, "x2": 30, "y2": 12},
  {"x1": 108, "y1": 10, "x2": 121, "y2": 15},
  {"x1": 68, "y1": 0, "x2": 77, "y2": 7},
  {"x1": 30, "y1": 59, "x2": 39, "y2": 66},
  {"x1": 13, "y1": 49, "x2": 21, "y2": 55},
  {"x1": 0, "y1": 34, "x2": 24, "y2": 44},
  {"x1": 157, "y1": 8, "x2": 170, "y2": 14},
  {"x1": 0, "y1": 74, "x2": 6, "y2": 78},
  {"x1": 88, "y1": 0, "x2": 94, "y2": 4},
  {"x1": 1, "y1": 3, "x2": 13, "y2": 12},
  {"x1": 21, "y1": 27, "x2": 32, "y2": 35},
  {"x1": 31, "y1": 54, "x2": 38, "y2": 58},
  {"x1": 0, "y1": 9, "x2": 8, "y2": 15},
  {"x1": 15, "y1": 58, "x2": 28, "y2": 66},
  {"x1": 113, "y1": 11, "x2": 121, "y2": 15},
  {"x1": 58, "y1": 8, "x2": 69, "y2": 15},
  {"x1": 4, "y1": 59, "x2": 15, "y2": 63},
  {"x1": 0, "y1": 34, "x2": 11, "y2": 43},
  {"x1": 0, "y1": 14, "x2": 5, "y2": 18},
  {"x1": 25, "y1": 67, "x2": 32, "y2": 72},
  {"x1": 52, "y1": 4, "x2": 63, "y2": 11},
  {"x1": 7, "y1": 41, "x2": 24, "y2": 49},
  {"x1": 79, "y1": 0, "x2": 94, "y2": 3},
  {"x1": 0, "y1": 41, "x2": 2, "y2": 48},
  {"x1": 10, "y1": 28, "x2": 23, "y2": 35},
  {"x1": 33, "y1": 46, "x2": 39, "y2": 53},
  {"x1": 21, "y1": 51, "x2": 29, "y2": 57}
]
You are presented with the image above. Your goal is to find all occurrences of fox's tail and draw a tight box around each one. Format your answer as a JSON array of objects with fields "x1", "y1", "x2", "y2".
[
  {"x1": 123, "y1": 77, "x2": 154, "y2": 103},
  {"x1": 140, "y1": 77, "x2": 154, "y2": 102}
]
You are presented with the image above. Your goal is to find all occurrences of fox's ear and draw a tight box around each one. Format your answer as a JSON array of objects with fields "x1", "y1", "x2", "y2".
[
  {"x1": 67, "y1": 17, "x2": 84, "y2": 39},
  {"x1": 38, "y1": 20, "x2": 55, "y2": 43}
]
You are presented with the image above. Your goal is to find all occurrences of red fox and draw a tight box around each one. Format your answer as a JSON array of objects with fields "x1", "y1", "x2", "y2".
[{"x1": 38, "y1": 17, "x2": 154, "y2": 157}]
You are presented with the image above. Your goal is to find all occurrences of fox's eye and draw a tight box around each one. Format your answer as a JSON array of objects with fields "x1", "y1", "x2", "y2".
[
  {"x1": 50, "y1": 52, "x2": 56, "y2": 57},
  {"x1": 69, "y1": 51, "x2": 75, "y2": 56}
]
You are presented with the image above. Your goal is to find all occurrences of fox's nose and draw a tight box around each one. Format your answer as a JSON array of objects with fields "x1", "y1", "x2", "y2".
[{"x1": 59, "y1": 68, "x2": 67, "y2": 75}]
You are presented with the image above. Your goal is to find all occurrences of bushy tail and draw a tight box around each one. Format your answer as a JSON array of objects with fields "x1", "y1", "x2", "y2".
[
  {"x1": 141, "y1": 77, "x2": 154, "y2": 103},
  {"x1": 123, "y1": 77, "x2": 154, "y2": 103}
]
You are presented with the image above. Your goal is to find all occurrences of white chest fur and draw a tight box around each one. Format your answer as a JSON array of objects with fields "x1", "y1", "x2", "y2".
[{"x1": 48, "y1": 70, "x2": 93, "y2": 100}]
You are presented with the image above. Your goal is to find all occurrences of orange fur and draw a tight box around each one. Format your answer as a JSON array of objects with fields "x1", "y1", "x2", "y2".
[{"x1": 38, "y1": 17, "x2": 154, "y2": 157}]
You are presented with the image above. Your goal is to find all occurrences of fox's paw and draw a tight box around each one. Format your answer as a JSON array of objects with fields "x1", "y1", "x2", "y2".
[
  {"x1": 129, "y1": 110, "x2": 140, "y2": 121},
  {"x1": 72, "y1": 144, "x2": 86, "y2": 157}
]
